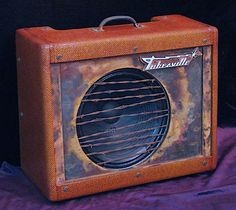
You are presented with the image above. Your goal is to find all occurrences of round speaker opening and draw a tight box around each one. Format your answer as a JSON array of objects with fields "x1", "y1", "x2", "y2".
[{"x1": 76, "y1": 68, "x2": 170, "y2": 169}]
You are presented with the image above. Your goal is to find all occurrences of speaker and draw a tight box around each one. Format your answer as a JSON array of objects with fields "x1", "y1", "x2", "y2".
[{"x1": 16, "y1": 15, "x2": 218, "y2": 201}]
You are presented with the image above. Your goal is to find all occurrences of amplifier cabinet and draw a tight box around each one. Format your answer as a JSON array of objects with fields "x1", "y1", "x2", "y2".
[{"x1": 16, "y1": 15, "x2": 218, "y2": 201}]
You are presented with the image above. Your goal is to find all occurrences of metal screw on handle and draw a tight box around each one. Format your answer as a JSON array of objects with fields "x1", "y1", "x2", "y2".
[{"x1": 93, "y1": 16, "x2": 143, "y2": 32}]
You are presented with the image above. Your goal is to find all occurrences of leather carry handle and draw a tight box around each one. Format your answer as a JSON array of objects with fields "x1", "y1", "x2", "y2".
[{"x1": 93, "y1": 16, "x2": 143, "y2": 32}]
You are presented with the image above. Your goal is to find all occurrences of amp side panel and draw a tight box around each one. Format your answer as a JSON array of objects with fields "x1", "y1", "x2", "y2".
[{"x1": 16, "y1": 30, "x2": 57, "y2": 200}]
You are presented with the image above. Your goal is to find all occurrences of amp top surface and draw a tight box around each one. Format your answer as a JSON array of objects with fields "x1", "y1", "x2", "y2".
[{"x1": 16, "y1": 14, "x2": 218, "y2": 63}]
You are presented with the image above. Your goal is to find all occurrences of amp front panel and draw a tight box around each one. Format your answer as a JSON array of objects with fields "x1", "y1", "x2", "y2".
[{"x1": 51, "y1": 46, "x2": 212, "y2": 183}]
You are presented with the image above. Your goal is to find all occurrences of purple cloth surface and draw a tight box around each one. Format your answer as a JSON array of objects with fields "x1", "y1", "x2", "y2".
[{"x1": 0, "y1": 128, "x2": 235, "y2": 210}]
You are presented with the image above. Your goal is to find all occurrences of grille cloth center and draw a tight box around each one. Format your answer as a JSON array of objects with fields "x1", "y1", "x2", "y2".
[{"x1": 76, "y1": 68, "x2": 170, "y2": 169}]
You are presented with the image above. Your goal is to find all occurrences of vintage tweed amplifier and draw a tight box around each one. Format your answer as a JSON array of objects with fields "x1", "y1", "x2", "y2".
[{"x1": 16, "y1": 15, "x2": 218, "y2": 201}]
